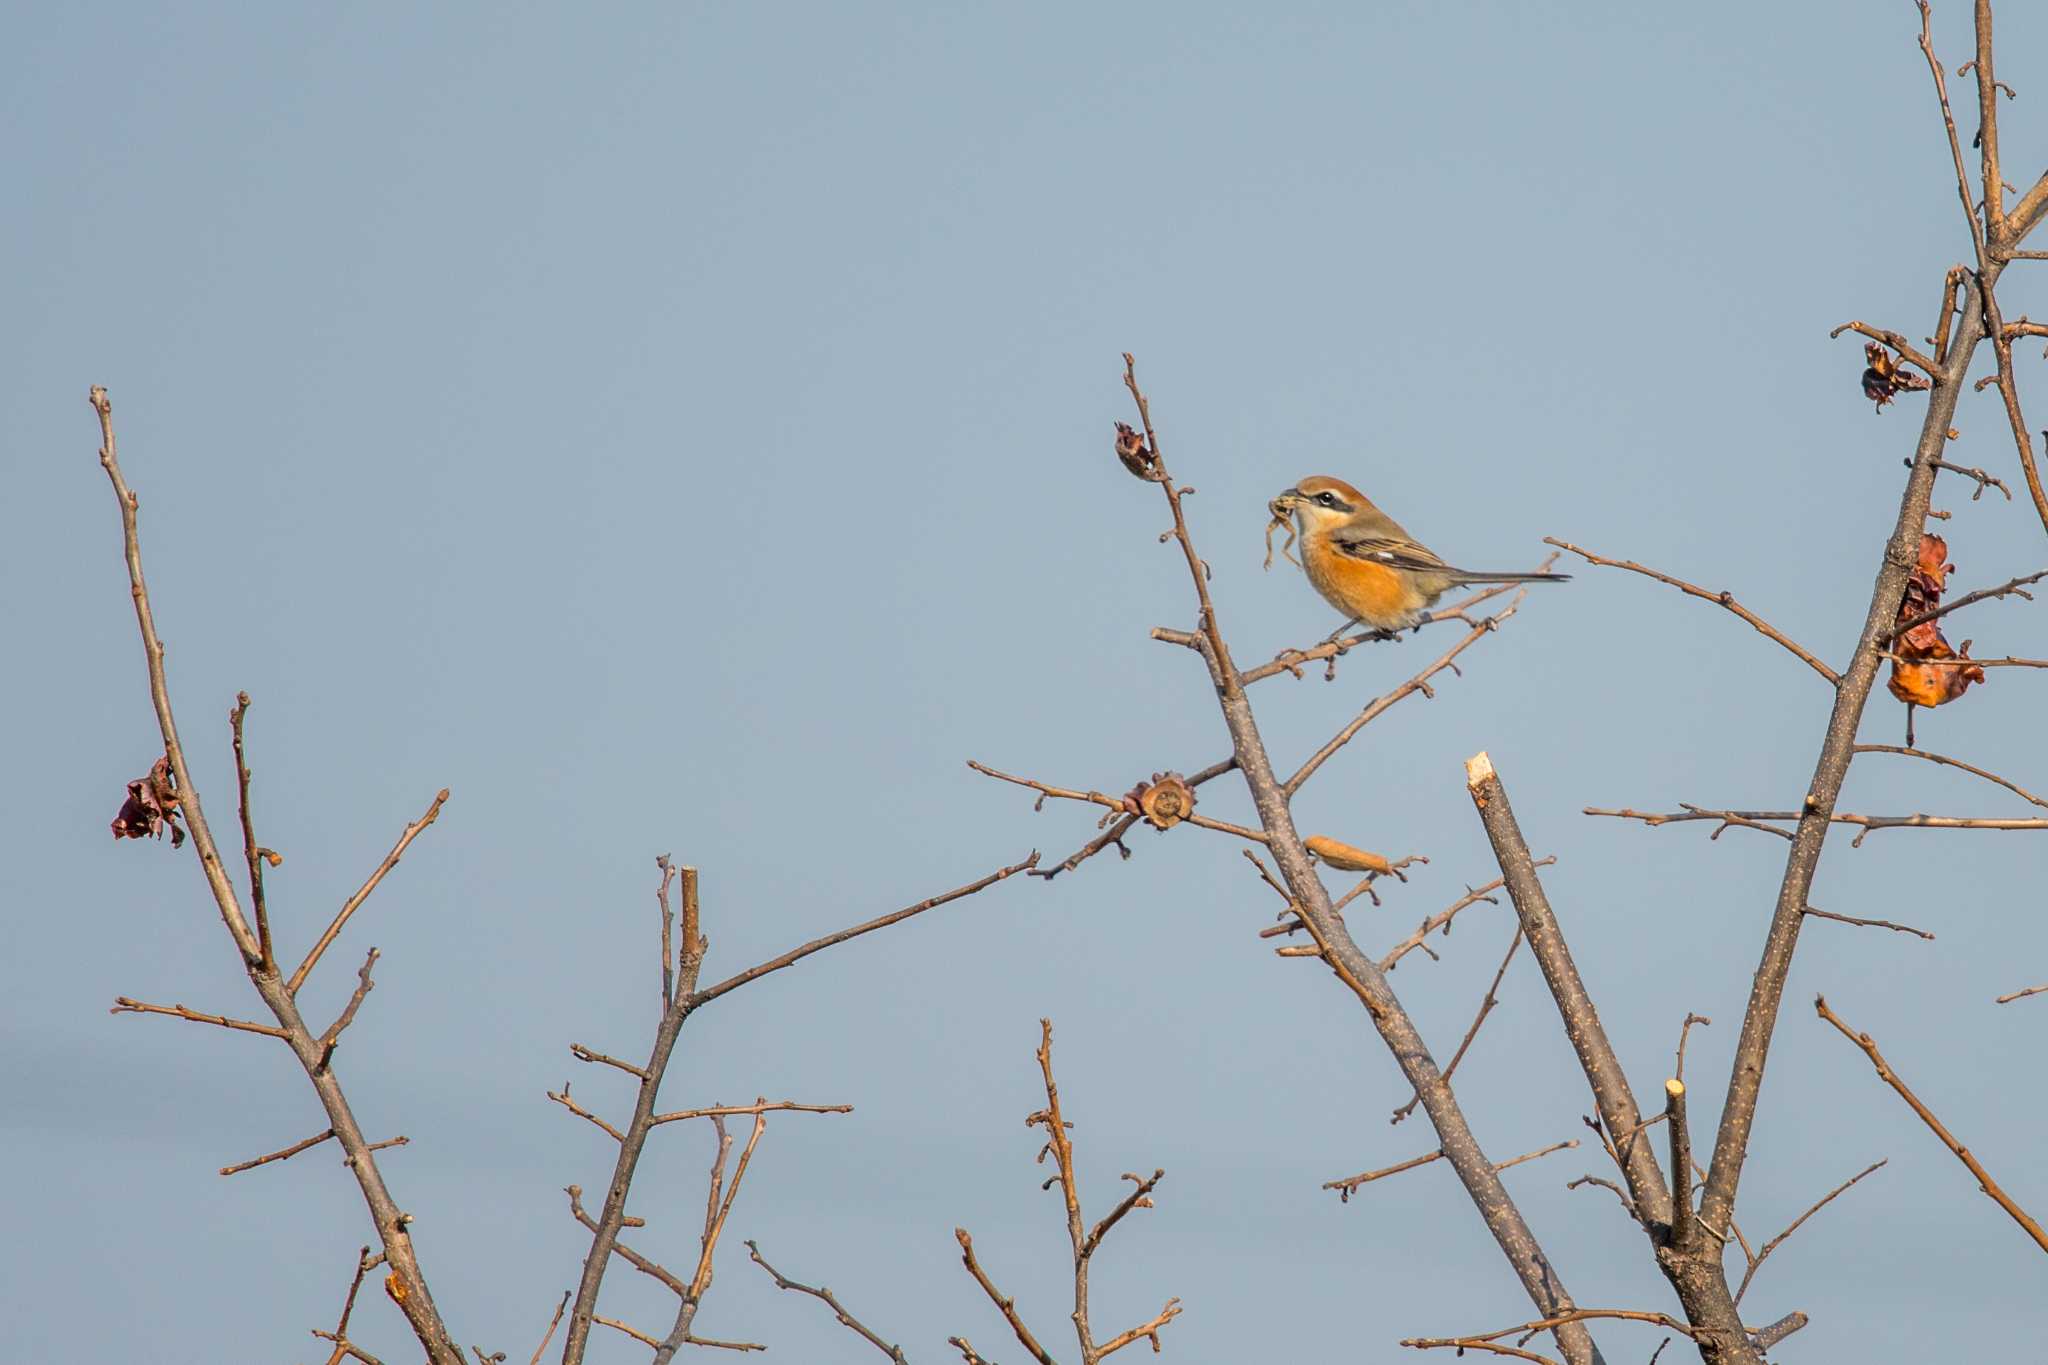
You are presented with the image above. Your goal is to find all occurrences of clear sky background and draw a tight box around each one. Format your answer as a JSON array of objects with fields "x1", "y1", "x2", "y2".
[{"x1": 6, "y1": 3, "x2": 2047, "y2": 1362}]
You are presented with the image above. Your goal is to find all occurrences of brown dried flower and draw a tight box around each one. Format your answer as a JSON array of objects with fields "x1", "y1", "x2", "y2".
[
  {"x1": 111, "y1": 755, "x2": 185, "y2": 848},
  {"x1": 1113, "y1": 421, "x2": 1158, "y2": 480},
  {"x1": 1862, "y1": 342, "x2": 1931, "y2": 411},
  {"x1": 1126, "y1": 772, "x2": 1195, "y2": 830}
]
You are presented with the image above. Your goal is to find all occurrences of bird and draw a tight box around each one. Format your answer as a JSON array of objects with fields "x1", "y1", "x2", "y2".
[{"x1": 1270, "y1": 475, "x2": 1568, "y2": 636}]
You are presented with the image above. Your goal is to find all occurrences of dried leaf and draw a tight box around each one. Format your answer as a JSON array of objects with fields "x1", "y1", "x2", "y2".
[
  {"x1": 1304, "y1": 836, "x2": 1392, "y2": 875},
  {"x1": 1113, "y1": 421, "x2": 1157, "y2": 480},
  {"x1": 111, "y1": 756, "x2": 185, "y2": 849},
  {"x1": 1862, "y1": 343, "x2": 1931, "y2": 411},
  {"x1": 1888, "y1": 532, "x2": 1985, "y2": 709}
]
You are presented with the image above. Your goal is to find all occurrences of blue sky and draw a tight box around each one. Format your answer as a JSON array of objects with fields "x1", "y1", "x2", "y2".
[{"x1": 6, "y1": 3, "x2": 2047, "y2": 1361}]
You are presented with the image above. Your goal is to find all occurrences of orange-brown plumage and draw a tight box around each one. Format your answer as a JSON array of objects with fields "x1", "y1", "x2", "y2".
[{"x1": 1273, "y1": 475, "x2": 1568, "y2": 632}]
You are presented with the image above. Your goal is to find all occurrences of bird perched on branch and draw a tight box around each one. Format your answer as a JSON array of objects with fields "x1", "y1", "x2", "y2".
[{"x1": 1268, "y1": 476, "x2": 1568, "y2": 636}]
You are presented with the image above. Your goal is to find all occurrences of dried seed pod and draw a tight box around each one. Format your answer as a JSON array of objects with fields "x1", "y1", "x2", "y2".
[
  {"x1": 1129, "y1": 772, "x2": 1195, "y2": 830},
  {"x1": 1304, "y1": 835, "x2": 1392, "y2": 875}
]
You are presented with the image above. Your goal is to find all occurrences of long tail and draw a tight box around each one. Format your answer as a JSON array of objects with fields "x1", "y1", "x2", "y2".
[{"x1": 1449, "y1": 570, "x2": 1572, "y2": 584}]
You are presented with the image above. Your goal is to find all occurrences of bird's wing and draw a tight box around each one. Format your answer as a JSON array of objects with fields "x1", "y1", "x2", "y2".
[{"x1": 1328, "y1": 528, "x2": 1454, "y2": 576}]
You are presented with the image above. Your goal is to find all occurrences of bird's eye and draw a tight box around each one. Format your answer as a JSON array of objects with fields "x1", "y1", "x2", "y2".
[{"x1": 1316, "y1": 492, "x2": 1337, "y2": 506}]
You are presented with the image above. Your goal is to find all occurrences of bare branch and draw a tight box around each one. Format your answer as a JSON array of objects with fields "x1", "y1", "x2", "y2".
[
  {"x1": 650, "y1": 1099, "x2": 852, "y2": 1127},
  {"x1": 1885, "y1": 567, "x2": 2047, "y2": 641},
  {"x1": 1853, "y1": 744, "x2": 2048, "y2": 809},
  {"x1": 1389, "y1": 926, "x2": 1524, "y2": 1126},
  {"x1": 1674, "y1": 1015, "x2": 1710, "y2": 1088},
  {"x1": 92, "y1": 386, "x2": 263, "y2": 964},
  {"x1": 311, "y1": 1247, "x2": 386, "y2": 1365},
  {"x1": 317, "y1": 949, "x2": 381, "y2": 1068},
  {"x1": 1466, "y1": 755, "x2": 1672, "y2": 1228},
  {"x1": 229, "y1": 693, "x2": 274, "y2": 968},
  {"x1": 1814, "y1": 995, "x2": 2048, "y2": 1255},
  {"x1": 1732, "y1": 1159, "x2": 1887, "y2": 1306},
  {"x1": 110, "y1": 997, "x2": 286, "y2": 1039},
  {"x1": 1587, "y1": 805, "x2": 2048, "y2": 846},
  {"x1": 1379, "y1": 867, "x2": 1545, "y2": 973},
  {"x1": 1914, "y1": 2, "x2": 1988, "y2": 260},
  {"x1": 747, "y1": 1241, "x2": 908, "y2": 1363},
  {"x1": 563, "y1": 1185, "x2": 686, "y2": 1295},
  {"x1": 1326, "y1": 1139, "x2": 1577, "y2": 1202},
  {"x1": 220, "y1": 1127, "x2": 335, "y2": 1176},
  {"x1": 1925, "y1": 456, "x2": 2012, "y2": 500},
  {"x1": 955, "y1": 1228, "x2": 1058, "y2": 1365},
  {"x1": 1543, "y1": 538, "x2": 1839, "y2": 685},
  {"x1": 689, "y1": 855, "x2": 1038, "y2": 1006},
  {"x1": 1663, "y1": 1082, "x2": 1697, "y2": 1254},
  {"x1": 286, "y1": 789, "x2": 448, "y2": 997},
  {"x1": 527, "y1": 1293, "x2": 570, "y2": 1365},
  {"x1": 569, "y1": 1044, "x2": 648, "y2": 1079},
  {"x1": 1802, "y1": 907, "x2": 1935, "y2": 941},
  {"x1": 657, "y1": 856, "x2": 677, "y2": 1013},
  {"x1": 547, "y1": 1083, "x2": 626, "y2": 1144},
  {"x1": 1403, "y1": 1309, "x2": 1702, "y2": 1360},
  {"x1": 1996, "y1": 982, "x2": 2048, "y2": 1004},
  {"x1": 1285, "y1": 598, "x2": 1527, "y2": 795}
]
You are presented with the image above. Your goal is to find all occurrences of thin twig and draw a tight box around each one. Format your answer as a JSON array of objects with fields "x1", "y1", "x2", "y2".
[
  {"x1": 1674, "y1": 1014, "x2": 1710, "y2": 1087},
  {"x1": 1326, "y1": 1139, "x2": 1577, "y2": 1201},
  {"x1": 221, "y1": 1127, "x2": 336, "y2": 1176},
  {"x1": 317, "y1": 949, "x2": 382, "y2": 1068},
  {"x1": 650, "y1": 1100, "x2": 852, "y2": 1126},
  {"x1": 657, "y1": 855, "x2": 677, "y2": 1013},
  {"x1": 1402, "y1": 1308, "x2": 1700, "y2": 1357},
  {"x1": 1731, "y1": 1159, "x2": 1887, "y2": 1306},
  {"x1": 286, "y1": 789, "x2": 449, "y2": 997},
  {"x1": 527, "y1": 1293, "x2": 571, "y2": 1365},
  {"x1": 1853, "y1": 744, "x2": 2048, "y2": 809},
  {"x1": 1885, "y1": 567, "x2": 2047, "y2": 641},
  {"x1": 1284, "y1": 598, "x2": 1527, "y2": 795},
  {"x1": 110, "y1": 997, "x2": 287, "y2": 1038},
  {"x1": 1379, "y1": 867, "x2": 1545, "y2": 973},
  {"x1": 1802, "y1": 907, "x2": 1935, "y2": 941},
  {"x1": 1389, "y1": 927, "x2": 1523, "y2": 1125},
  {"x1": 955, "y1": 1228, "x2": 1058, "y2": 1365},
  {"x1": 689, "y1": 855, "x2": 1038, "y2": 1006},
  {"x1": 1996, "y1": 982, "x2": 2048, "y2": 1004},
  {"x1": 569, "y1": 1044, "x2": 648, "y2": 1079},
  {"x1": 1815, "y1": 995, "x2": 2048, "y2": 1254},
  {"x1": 1543, "y1": 538, "x2": 1838, "y2": 685},
  {"x1": 1588, "y1": 805, "x2": 2048, "y2": 846},
  {"x1": 229, "y1": 693, "x2": 274, "y2": 968},
  {"x1": 747, "y1": 1241, "x2": 908, "y2": 1363}
]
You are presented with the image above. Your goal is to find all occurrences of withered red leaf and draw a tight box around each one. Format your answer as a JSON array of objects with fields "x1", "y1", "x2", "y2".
[
  {"x1": 1888, "y1": 532, "x2": 1985, "y2": 709},
  {"x1": 1113, "y1": 421, "x2": 1158, "y2": 480},
  {"x1": 111, "y1": 755, "x2": 185, "y2": 848},
  {"x1": 1861, "y1": 342, "x2": 1930, "y2": 411}
]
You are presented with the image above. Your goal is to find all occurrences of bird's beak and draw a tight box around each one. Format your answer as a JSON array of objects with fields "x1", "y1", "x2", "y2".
[{"x1": 1269, "y1": 488, "x2": 1302, "y2": 517}]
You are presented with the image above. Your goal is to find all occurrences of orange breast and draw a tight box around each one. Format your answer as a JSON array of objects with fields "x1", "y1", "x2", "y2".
[{"x1": 1303, "y1": 538, "x2": 1426, "y2": 629}]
